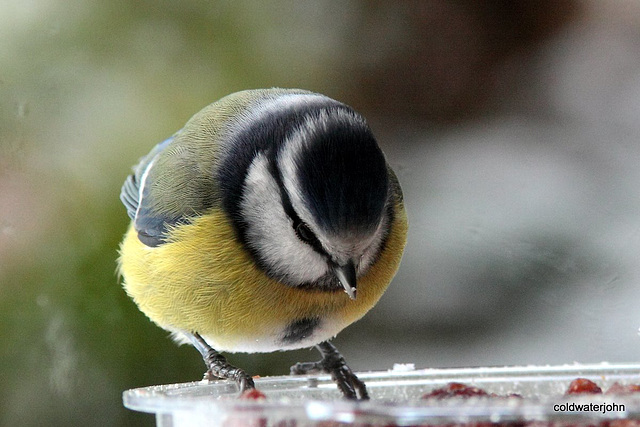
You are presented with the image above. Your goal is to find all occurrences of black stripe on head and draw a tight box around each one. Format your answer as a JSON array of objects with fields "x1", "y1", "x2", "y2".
[
  {"x1": 218, "y1": 95, "x2": 335, "y2": 267},
  {"x1": 293, "y1": 108, "x2": 389, "y2": 237},
  {"x1": 218, "y1": 108, "x2": 299, "y2": 229}
]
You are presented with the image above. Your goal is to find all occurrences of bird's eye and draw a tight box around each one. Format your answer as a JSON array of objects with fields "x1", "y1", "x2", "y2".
[{"x1": 295, "y1": 222, "x2": 314, "y2": 243}]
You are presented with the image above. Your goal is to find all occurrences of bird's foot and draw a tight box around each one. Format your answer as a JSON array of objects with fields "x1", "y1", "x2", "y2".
[
  {"x1": 290, "y1": 341, "x2": 369, "y2": 400},
  {"x1": 201, "y1": 348, "x2": 255, "y2": 392},
  {"x1": 189, "y1": 332, "x2": 255, "y2": 393}
]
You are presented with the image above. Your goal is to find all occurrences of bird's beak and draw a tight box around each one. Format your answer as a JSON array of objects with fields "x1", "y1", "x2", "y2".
[{"x1": 332, "y1": 260, "x2": 357, "y2": 300}]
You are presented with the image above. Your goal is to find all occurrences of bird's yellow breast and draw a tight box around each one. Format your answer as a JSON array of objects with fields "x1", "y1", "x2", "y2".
[{"x1": 118, "y1": 203, "x2": 407, "y2": 353}]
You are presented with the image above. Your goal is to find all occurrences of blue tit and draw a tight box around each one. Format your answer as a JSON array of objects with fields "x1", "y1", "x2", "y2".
[{"x1": 118, "y1": 88, "x2": 408, "y2": 399}]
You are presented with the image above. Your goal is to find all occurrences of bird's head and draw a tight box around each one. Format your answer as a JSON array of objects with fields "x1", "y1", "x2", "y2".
[{"x1": 228, "y1": 95, "x2": 391, "y2": 299}]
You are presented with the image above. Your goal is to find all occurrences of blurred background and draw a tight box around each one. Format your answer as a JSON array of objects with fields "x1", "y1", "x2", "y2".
[{"x1": 2, "y1": 0, "x2": 640, "y2": 425}]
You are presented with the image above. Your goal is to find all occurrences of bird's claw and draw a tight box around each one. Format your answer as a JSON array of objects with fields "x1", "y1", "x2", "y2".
[
  {"x1": 202, "y1": 349, "x2": 255, "y2": 392},
  {"x1": 290, "y1": 341, "x2": 369, "y2": 400}
]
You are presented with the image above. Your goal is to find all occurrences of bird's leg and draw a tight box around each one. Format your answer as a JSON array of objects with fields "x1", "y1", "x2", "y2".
[
  {"x1": 187, "y1": 332, "x2": 255, "y2": 392},
  {"x1": 290, "y1": 340, "x2": 369, "y2": 400}
]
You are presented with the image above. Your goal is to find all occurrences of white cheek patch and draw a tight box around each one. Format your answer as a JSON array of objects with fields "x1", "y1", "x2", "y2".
[{"x1": 240, "y1": 154, "x2": 328, "y2": 285}]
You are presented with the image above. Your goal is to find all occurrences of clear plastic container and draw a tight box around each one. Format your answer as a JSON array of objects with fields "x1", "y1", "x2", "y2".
[{"x1": 123, "y1": 362, "x2": 640, "y2": 426}]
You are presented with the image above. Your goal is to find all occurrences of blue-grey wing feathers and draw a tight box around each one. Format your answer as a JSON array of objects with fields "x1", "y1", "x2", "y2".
[{"x1": 120, "y1": 137, "x2": 175, "y2": 247}]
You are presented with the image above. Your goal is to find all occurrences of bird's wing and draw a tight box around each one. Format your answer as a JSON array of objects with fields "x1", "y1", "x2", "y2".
[{"x1": 121, "y1": 136, "x2": 186, "y2": 247}]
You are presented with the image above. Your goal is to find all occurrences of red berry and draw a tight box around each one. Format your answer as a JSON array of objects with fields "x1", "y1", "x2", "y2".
[
  {"x1": 566, "y1": 378, "x2": 602, "y2": 395},
  {"x1": 423, "y1": 382, "x2": 490, "y2": 399},
  {"x1": 239, "y1": 388, "x2": 267, "y2": 400}
]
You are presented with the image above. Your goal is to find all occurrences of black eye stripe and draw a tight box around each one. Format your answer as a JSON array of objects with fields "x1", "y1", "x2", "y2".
[{"x1": 267, "y1": 152, "x2": 326, "y2": 256}]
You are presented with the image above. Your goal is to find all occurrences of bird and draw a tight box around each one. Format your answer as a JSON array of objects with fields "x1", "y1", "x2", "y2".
[{"x1": 118, "y1": 88, "x2": 408, "y2": 399}]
